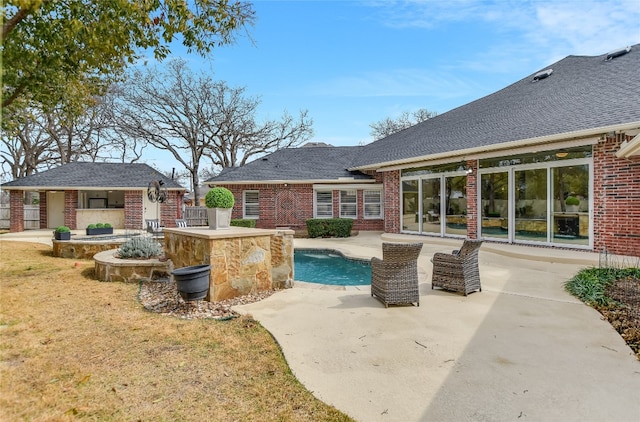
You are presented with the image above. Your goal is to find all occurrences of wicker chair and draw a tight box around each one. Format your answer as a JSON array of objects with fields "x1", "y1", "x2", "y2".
[
  {"x1": 371, "y1": 242, "x2": 423, "y2": 308},
  {"x1": 431, "y1": 239, "x2": 483, "y2": 296}
]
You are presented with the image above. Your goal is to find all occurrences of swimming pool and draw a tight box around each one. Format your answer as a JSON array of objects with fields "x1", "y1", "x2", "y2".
[{"x1": 294, "y1": 249, "x2": 371, "y2": 286}]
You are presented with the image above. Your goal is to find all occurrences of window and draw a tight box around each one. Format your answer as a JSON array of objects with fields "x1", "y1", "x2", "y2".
[
  {"x1": 315, "y1": 191, "x2": 333, "y2": 218},
  {"x1": 243, "y1": 191, "x2": 259, "y2": 219},
  {"x1": 340, "y1": 190, "x2": 357, "y2": 218},
  {"x1": 363, "y1": 190, "x2": 383, "y2": 218}
]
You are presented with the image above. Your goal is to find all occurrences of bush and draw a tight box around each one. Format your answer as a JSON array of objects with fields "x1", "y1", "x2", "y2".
[
  {"x1": 117, "y1": 236, "x2": 163, "y2": 259},
  {"x1": 306, "y1": 218, "x2": 353, "y2": 238},
  {"x1": 205, "y1": 187, "x2": 235, "y2": 209},
  {"x1": 231, "y1": 219, "x2": 257, "y2": 228},
  {"x1": 87, "y1": 223, "x2": 112, "y2": 229},
  {"x1": 565, "y1": 267, "x2": 640, "y2": 307},
  {"x1": 55, "y1": 226, "x2": 70, "y2": 233}
]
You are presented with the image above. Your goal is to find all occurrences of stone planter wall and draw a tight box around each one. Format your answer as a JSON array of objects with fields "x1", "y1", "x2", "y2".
[
  {"x1": 163, "y1": 227, "x2": 294, "y2": 302},
  {"x1": 53, "y1": 239, "x2": 128, "y2": 259}
]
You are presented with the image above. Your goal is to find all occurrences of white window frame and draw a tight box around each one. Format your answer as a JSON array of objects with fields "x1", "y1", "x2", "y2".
[
  {"x1": 314, "y1": 190, "x2": 333, "y2": 218},
  {"x1": 243, "y1": 190, "x2": 259, "y2": 219},
  {"x1": 339, "y1": 190, "x2": 357, "y2": 219},
  {"x1": 363, "y1": 189, "x2": 383, "y2": 219}
]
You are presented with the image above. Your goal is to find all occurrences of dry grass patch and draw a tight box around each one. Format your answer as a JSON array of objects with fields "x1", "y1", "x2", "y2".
[{"x1": 0, "y1": 240, "x2": 353, "y2": 421}]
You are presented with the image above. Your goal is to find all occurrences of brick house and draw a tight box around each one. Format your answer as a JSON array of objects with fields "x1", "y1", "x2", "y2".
[
  {"x1": 2, "y1": 162, "x2": 186, "y2": 232},
  {"x1": 209, "y1": 45, "x2": 640, "y2": 257}
]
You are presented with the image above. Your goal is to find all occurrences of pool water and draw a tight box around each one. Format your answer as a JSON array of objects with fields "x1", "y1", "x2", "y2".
[{"x1": 294, "y1": 250, "x2": 371, "y2": 286}]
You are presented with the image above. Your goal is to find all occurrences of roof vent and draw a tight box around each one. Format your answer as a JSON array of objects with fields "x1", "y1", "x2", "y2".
[
  {"x1": 532, "y1": 68, "x2": 553, "y2": 82},
  {"x1": 605, "y1": 46, "x2": 631, "y2": 61}
]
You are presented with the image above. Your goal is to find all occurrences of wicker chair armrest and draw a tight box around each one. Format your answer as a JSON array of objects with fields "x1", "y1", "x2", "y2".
[{"x1": 432, "y1": 252, "x2": 462, "y2": 264}]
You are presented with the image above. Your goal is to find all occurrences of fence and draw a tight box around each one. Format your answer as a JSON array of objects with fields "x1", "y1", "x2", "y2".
[
  {"x1": 0, "y1": 205, "x2": 40, "y2": 229},
  {"x1": 183, "y1": 206, "x2": 208, "y2": 227}
]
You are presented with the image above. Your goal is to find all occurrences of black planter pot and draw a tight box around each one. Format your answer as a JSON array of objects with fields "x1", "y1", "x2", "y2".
[
  {"x1": 54, "y1": 231, "x2": 71, "y2": 240},
  {"x1": 86, "y1": 227, "x2": 114, "y2": 236},
  {"x1": 172, "y1": 264, "x2": 211, "y2": 301}
]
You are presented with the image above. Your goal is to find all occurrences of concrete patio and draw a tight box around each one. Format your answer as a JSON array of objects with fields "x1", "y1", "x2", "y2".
[{"x1": 234, "y1": 232, "x2": 640, "y2": 422}]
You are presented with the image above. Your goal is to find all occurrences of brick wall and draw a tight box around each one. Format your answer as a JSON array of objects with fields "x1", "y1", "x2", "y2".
[
  {"x1": 593, "y1": 135, "x2": 640, "y2": 256},
  {"x1": 64, "y1": 190, "x2": 78, "y2": 229},
  {"x1": 225, "y1": 183, "x2": 384, "y2": 231},
  {"x1": 159, "y1": 191, "x2": 182, "y2": 227},
  {"x1": 39, "y1": 191, "x2": 47, "y2": 229},
  {"x1": 9, "y1": 190, "x2": 24, "y2": 232},
  {"x1": 124, "y1": 190, "x2": 143, "y2": 230},
  {"x1": 382, "y1": 170, "x2": 400, "y2": 233}
]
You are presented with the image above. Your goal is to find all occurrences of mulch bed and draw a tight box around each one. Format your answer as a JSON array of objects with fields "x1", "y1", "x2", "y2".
[
  {"x1": 138, "y1": 280, "x2": 278, "y2": 320},
  {"x1": 600, "y1": 276, "x2": 640, "y2": 359}
]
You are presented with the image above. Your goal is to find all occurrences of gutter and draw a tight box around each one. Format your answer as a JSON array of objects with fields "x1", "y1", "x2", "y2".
[
  {"x1": 0, "y1": 186, "x2": 187, "y2": 191},
  {"x1": 206, "y1": 178, "x2": 377, "y2": 186}
]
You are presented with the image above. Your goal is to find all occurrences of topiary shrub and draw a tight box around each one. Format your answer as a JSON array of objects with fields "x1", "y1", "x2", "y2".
[
  {"x1": 103, "y1": 223, "x2": 112, "y2": 228},
  {"x1": 87, "y1": 224, "x2": 97, "y2": 229},
  {"x1": 565, "y1": 196, "x2": 580, "y2": 206},
  {"x1": 96, "y1": 223, "x2": 105, "y2": 228},
  {"x1": 55, "y1": 225, "x2": 70, "y2": 233},
  {"x1": 117, "y1": 236, "x2": 163, "y2": 259},
  {"x1": 205, "y1": 187, "x2": 235, "y2": 209}
]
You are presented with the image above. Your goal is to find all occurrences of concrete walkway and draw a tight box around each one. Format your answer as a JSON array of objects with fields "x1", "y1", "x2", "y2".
[
  {"x1": 234, "y1": 232, "x2": 640, "y2": 422},
  {"x1": 3, "y1": 230, "x2": 639, "y2": 421}
]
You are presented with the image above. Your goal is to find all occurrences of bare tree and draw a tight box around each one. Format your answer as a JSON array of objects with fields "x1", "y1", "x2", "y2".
[
  {"x1": 0, "y1": 106, "x2": 55, "y2": 179},
  {"x1": 115, "y1": 59, "x2": 313, "y2": 204},
  {"x1": 369, "y1": 108, "x2": 437, "y2": 140},
  {"x1": 0, "y1": 89, "x2": 147, "y2": 181}
]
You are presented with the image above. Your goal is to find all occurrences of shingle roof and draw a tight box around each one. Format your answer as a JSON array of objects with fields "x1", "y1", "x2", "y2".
[
  {"x1": 351, "y1": 43, "x2": 640, "y2": 169},
  {"x1": 1, "y1": 162, "x2": 185, "y2": 189},
  {"x1": 208, "y1": 145, "x2": 373, "y2": 183}
]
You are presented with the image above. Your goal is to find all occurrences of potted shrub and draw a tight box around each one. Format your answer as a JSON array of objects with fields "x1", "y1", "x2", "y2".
[
  {"x1": 565, "y1": 195, "x2": 580, "y2": 212},
  {"x1": 205, "y1": 187, "x2": 235, "y2": 230},
  {"x1": 54, "y1": 226, "x2": 71, "y2": 240},
  {"x1": 86, "y1": 222, "x2": 113, "y2": 235}
]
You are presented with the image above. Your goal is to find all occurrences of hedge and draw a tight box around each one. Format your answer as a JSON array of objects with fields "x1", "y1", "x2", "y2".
[
  {"x1": 306, "y1": 218, "x2": 353, "y2": 238},
  {"x1": 230, "y1": 219, "x2": 257, "y2": 228}
]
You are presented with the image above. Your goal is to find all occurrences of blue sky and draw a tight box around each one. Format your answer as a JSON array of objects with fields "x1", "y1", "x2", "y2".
[{"x1": 148, "y1": 0, "x2": 640, "y2": 171}]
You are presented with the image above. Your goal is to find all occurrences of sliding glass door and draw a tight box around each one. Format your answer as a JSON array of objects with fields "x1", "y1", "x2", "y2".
[
  {"x1": 514, "y1": 168, "x2": 548, "y2": 242},
  {"x1": 552, "y1": 164, "x2": 589, "y2": 245},
  {"x1": 480, "y1": 171, "x2": 508, "y2": 239},
  {"x1": 421, "y1": 178, "x2": 441, "y2": 234},
  {"x1": 478, "y1": 147, "x2": 592, "y2": 248},
  {"x1": 445, "y1": 175, "x2": 467, "y2": 235}
]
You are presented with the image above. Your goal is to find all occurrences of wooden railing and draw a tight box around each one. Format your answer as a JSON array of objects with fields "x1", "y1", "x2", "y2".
[{"x1": 183, "y1": 206, "x2": 208, "y2": 227}]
